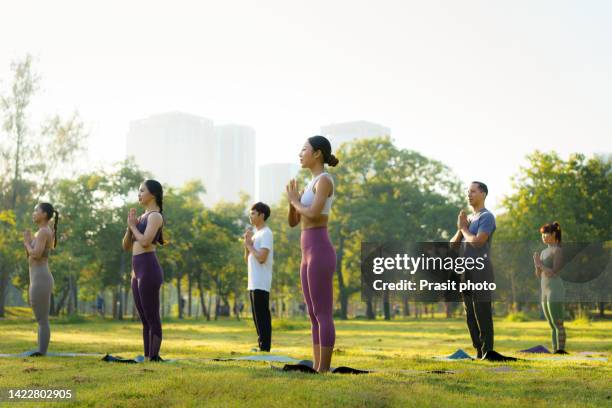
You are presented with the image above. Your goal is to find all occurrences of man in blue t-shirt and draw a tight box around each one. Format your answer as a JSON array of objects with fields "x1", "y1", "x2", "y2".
[{"x1": 450, "y1": 181, "x2": 516, "y2": 362}]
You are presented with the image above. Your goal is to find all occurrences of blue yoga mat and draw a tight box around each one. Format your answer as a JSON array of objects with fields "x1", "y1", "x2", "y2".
[{"x1": 433, "y1": 349, "x2": 473, "y2": 360}]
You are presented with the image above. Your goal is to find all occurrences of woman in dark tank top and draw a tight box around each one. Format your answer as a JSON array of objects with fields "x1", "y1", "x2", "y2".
[{"x1": 122, "y1": 180, "x2": 166, "y2": 361}]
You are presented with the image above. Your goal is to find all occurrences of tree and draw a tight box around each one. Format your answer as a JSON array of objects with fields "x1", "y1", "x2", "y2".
[
  {"x1": 163, "y1": 181, "x2": 206, "y2": 319},
  {"x1": 0, "y1": 55, "x2": 87, "y2": 316},
  {"x1": 498, "y1": 151, "x2": 611, "y2": 314},
  {"x1": 267, "y1": 196, "x2": 303, "y2": 318},
  {"x1": 209, "y1": 195, "x2": 250, "y2": 319}
]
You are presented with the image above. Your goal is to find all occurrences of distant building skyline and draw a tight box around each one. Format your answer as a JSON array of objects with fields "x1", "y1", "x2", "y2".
[
  {"x1": 320, "y1": 120, "x2": 391, "y2": 150},
  {"x1": 258, "y1": 162, "x2": 301, "y2": 205},
  {"x1": 212, "y1": 124, "x2": 255, "y2": 204},
  {"x1": 126, "y1": 114, "x2": 391, "y2": 207},
  {"x1": 126, "y1": 112, "x2": 255, "y2": 206}
]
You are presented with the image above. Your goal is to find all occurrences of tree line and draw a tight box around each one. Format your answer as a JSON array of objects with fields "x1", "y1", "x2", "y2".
[{"x1": 1, "y1": 56, "x2": 609, "y2": 320}]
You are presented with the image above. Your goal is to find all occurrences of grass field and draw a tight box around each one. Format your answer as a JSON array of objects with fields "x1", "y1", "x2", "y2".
[{"x1": 0, "y1": 308, "x2": 610, "y2": 407}]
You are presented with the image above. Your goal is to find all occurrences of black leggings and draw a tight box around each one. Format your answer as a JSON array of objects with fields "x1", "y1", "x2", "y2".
[
  {"x1": 249, "y1": 290, "x2": 272, "y2": 351},
  {"x1": 132, "y1": 252, "x2": 163, "y2": 358},
  {"x1": 462, "y1": 293, "x2": 494, "y2": 355}
]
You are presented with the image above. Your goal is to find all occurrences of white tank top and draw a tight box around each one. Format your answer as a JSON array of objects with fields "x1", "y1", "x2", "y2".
[{"x1": 300, "y1": 172, "x2": 334, "y2": 215}]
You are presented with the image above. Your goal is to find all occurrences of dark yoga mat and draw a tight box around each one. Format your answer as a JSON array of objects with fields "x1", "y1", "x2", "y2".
[
  {"x1": 101, "y1": 354, "x2": 146, "y2": 364},
  {"x1": 101, "y1": 354, "x2": 177, "y2": 363},
  {"x1": 279, "y1": 362, "x2": 370, "y2": 375},
  {"x1": 276, "y1": 364, "x2": 460, "y2": 375},
  {"x1": 434, "y1": 350, "x2": 520, "y2": 362}
]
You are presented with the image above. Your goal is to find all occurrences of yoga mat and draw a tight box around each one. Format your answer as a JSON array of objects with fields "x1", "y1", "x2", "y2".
[
  {"x1": 433, "y1": 349, "x2": 473, "y2": 360},
  {"x1": 526, "y1": 356, "x2": 608, "y2": 362},
  {"x1": 577, "y1": 351, "x2": 608, "y2": 356},
  {"x1": 0, "y1": 351, "x2": 104, "y2": 358},
  {"x1": 101, "y1": 354, "x2": 146, "y2": 363},
  {"x1": 212, "y1": 354, "x2": 371, "y2": 374},
  {"x1": 434, "y1": 349, "x2": 520, "y2": 362},
  {"x1": 214, "y1": 355, "x2": 370, "y2": 374},
  {"x1": 101, "y1": 354, "x2": 178, "y2": 363},
  {"x1": 433, "y1": 352, "x2": 607, "y2": 363},
  {"x1": 275, "y1": 365, "x2": 463, "y2": 375},
  {"x1": 519, "y1": 345, "x2": 551, "y2": 354},
  {"x1": 273, "y1": 363, "x2": 370, "y2": 375},
  {"x1": 388, "y1": 367, "x2": 535, "y2": 375},
  {"x1": 212, "y1": 354, "x2": 302, "y2": 364}
]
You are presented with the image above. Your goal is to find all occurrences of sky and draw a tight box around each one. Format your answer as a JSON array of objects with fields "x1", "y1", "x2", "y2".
[{"x1": 1, "y1": 0, "x2": 611, "y2": 210}]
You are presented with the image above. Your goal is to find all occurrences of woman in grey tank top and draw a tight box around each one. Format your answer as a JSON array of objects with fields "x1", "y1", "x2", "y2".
[
  {"x1": 533, "y1": 221, "x2": 567, "y2": 354},
  {"x1": 23, "y1": 203, "x2": 59, "y2": 357}
]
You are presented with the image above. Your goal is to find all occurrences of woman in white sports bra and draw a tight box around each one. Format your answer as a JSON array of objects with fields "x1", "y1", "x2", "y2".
[{"x1": 286, "y1": 135, "x2": 339, "y2": 373}]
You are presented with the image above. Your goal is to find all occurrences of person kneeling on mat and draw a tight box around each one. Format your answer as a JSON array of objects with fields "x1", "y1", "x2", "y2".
[{"x1": 244, "y1": 202, "x2": 274, "y2": 352}]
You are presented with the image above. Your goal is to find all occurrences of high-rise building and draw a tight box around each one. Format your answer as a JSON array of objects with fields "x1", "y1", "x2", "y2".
[
  {"x1": 258, "y1": 163, "x2": 301, "y2": 205},
  {"x1": 126, "y1": 112, "x2": 215, "y2": 193},
  {"x1": 126, "y1": 112, "x2": 255, "y2": 206},
  {"x1": 320, "y1": 120, "x2": 391, "y2": 150},
  {"x1": 213, "y1": 124, "x2": 256, "y2": 204}
]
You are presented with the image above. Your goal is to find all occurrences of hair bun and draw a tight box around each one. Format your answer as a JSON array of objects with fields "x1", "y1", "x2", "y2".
[
  {"x1": 552, "y1": 221, "x2": 561, "y2": 230},
  {"x1": 328, "y1": 154, "x2": 339, "y2": 167}
]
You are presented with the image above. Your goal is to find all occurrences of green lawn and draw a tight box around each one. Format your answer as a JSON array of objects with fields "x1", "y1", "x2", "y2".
[{"x1": 0, "y1": 308, "x2": 610, "y2": 407}]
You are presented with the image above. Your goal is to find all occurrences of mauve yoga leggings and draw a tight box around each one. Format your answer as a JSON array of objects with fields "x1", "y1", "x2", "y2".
[
  {"x1": 300, "y1": 227, "x2": 336, "y2": 348},
  {"x1": 131, "y1": 252, "x2": 163, "y2": 358}
]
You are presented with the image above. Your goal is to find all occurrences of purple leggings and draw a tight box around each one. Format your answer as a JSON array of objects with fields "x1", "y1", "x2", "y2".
[
  {"x1": 131, "y1": 252, "x2": 163, "y2": 358},
  {"x1": 300, "y1": 227, "x2": 336, "y2": 348}
]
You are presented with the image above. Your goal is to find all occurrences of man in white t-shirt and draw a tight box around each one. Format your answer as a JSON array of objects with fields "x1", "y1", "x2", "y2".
[{"x1": 243, "y1": 202, "x2": 274, "y2": 352}]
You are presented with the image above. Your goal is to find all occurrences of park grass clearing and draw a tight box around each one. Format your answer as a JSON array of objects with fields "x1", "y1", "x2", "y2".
[{"x1": 0, "y1": 310, "x2": 610, "y2": 407}]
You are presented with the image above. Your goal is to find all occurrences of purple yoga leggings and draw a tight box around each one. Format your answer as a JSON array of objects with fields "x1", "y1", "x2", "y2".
[
  {"x1": 300, "y1": 227, "x2": 336, "y2": 348},
  {"x1": 131, "y1": 252, "x2": 163, "y2": 358}
]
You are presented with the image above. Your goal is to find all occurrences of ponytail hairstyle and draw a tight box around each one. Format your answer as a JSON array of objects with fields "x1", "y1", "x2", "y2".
[
  {"x1": 540, "y1": 221, "x2": 562, "y2": 243},
  {"x1": 308, "y1": 135, "x2": 339, "y2": 167},
  {"x1": 38, "y1": 202, "x2": 59, "y2": 248},
  {"x1": 144, "y1": 179, "x2": 165, "y2": 245}
]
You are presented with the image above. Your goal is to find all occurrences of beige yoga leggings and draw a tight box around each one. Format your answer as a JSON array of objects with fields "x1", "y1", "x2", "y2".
[{"x1": 29, "y1": 263, "x2": 54, "y2": 355}]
